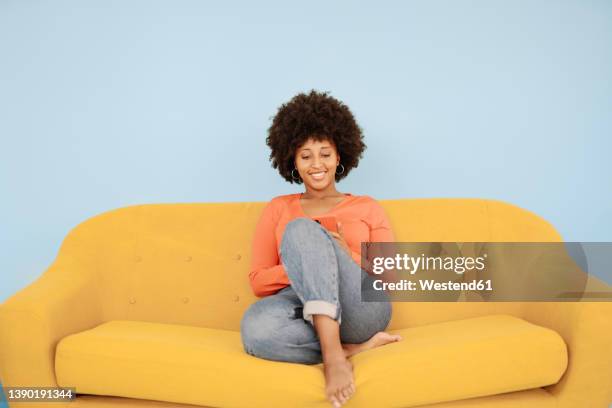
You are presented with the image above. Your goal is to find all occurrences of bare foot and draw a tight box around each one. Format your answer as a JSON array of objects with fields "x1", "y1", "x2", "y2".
[
  {"x1": 324, "y1": 357, "x2": 355, "y2": 407},
  {"x1": 342, "y1": 331, "x2": 402, "y2": 358}
]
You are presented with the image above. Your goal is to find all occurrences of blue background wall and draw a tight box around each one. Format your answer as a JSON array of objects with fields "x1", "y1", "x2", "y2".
[{"x1": 1, "y1": 0, "x2": 611, "y2": 321}]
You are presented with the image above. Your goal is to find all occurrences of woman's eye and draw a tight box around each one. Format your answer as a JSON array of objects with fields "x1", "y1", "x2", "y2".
[{"x1": 322, "y1": 154, "x2": 330, "y2": 157}]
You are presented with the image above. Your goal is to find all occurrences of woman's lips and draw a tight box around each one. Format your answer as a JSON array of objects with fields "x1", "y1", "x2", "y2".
[{"x1": 310, "y1": 171, "x2": 326, "y2": 181}]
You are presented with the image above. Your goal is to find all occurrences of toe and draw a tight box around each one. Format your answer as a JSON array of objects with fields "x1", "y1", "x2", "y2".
[
  {"x1": 337, "y1": 389, "x2": 347, "y2": 404},
  {"x1": 343, "y1": 385, "x2": 353, "y2": 400}
]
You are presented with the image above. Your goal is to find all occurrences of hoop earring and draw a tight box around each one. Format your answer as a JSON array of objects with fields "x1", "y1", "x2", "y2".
[
  {"x1": 335, "y1": 164, "x2": 345, "y2": 175},
  {"x1": 291, "y1": 168, "x2": 301, "y2": 181}
]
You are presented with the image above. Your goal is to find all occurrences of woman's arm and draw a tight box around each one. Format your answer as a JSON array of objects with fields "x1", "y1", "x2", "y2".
[
  {"x1": 364, "y1": 198, "x2": 400, "y2": 283},
  {"x1": 248, "y1": 199, "x2": 291, "y2": 297}
]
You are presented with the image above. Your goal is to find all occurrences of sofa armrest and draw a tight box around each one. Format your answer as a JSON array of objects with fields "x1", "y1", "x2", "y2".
[
  {"x1": 520, "y1": 301, "x2": 612, "y2": 407},
  {"x1": 0, "y1": 254, "x2": 103, "y2": 388}
]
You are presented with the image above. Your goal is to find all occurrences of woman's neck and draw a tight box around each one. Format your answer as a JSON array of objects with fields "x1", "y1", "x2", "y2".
[{"x1": 302, "y1": 186, "x2": 343, "y2": 200}]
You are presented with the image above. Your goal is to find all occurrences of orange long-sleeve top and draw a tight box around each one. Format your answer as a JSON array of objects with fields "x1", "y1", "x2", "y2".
[{"x1": 248, "y1": 193, "x2": 395, "y2": 297}]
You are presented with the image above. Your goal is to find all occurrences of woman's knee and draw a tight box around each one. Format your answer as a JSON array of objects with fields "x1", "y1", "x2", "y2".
[
  {"x1": 240, "y1": 298, "x2": 296, "y2": 352},
  {"x1": 286, "y1": 217, "x2": 319, "y2": 233},
  {"x1": 281, "y1": 218, "x2": 323, "y2": 250},
  {"x1": 240, "y1": 302, "x2": 275, "y2": 353},
  {"x1": 240, "y1": 301, "x2": 322, "y2": 364}
]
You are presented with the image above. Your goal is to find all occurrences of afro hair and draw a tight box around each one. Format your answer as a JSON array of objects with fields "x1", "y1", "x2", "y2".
[{"x1": 266, "y1": 89, "x2": 367, "y2": 184}]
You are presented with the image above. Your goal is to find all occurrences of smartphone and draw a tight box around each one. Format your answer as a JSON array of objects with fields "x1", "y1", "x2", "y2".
[{"x1": 314, "y1": 215, "x2": 338, "y2": 233}]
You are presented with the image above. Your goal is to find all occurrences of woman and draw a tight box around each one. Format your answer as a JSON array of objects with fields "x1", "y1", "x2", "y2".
[{"x1": 240, "y1": 90, "x2": 402, "y2": 408}]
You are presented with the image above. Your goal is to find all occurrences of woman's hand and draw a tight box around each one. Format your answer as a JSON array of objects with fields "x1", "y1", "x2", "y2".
[{"x1": 328, "y1": 221, "x2": 352, "y2": 257}]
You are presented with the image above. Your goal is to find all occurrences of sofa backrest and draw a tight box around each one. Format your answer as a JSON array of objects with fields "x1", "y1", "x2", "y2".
[{"x1": 59, "y1": 198, "x2": 562, "y2": 331}]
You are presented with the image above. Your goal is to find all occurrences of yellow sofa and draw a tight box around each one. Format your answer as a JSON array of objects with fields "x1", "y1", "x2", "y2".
[{"x1": 1, "y1": 198, "x2": 611, "y2": 408}]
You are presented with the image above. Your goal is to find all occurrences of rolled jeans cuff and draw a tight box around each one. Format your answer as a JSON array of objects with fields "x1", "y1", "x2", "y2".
[{"x1": 303, "y1": 300, "x2": 341, "y2": 325}]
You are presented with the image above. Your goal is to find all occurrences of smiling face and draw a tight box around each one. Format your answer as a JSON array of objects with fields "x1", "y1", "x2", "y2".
[{"x1": 294, "y1": 137, "x2": 340, "y2": 190}]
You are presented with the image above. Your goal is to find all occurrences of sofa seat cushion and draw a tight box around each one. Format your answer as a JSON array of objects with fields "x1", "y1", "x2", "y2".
[
  {"x1": 55, "y1": 315, "x2": 567, "y2": 408},
  {"x1": 348, "y1": 314, "x2": 567, "y2": 407}
]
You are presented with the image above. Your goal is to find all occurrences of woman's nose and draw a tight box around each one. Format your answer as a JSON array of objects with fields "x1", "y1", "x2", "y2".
[{"x1": 312, "y1": 158, "x2": 323, "y2": 168}]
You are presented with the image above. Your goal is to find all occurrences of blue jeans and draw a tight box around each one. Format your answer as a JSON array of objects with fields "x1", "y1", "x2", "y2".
[{"x1": 240, "y1": 217, "x2": 392, "y2": 365}]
